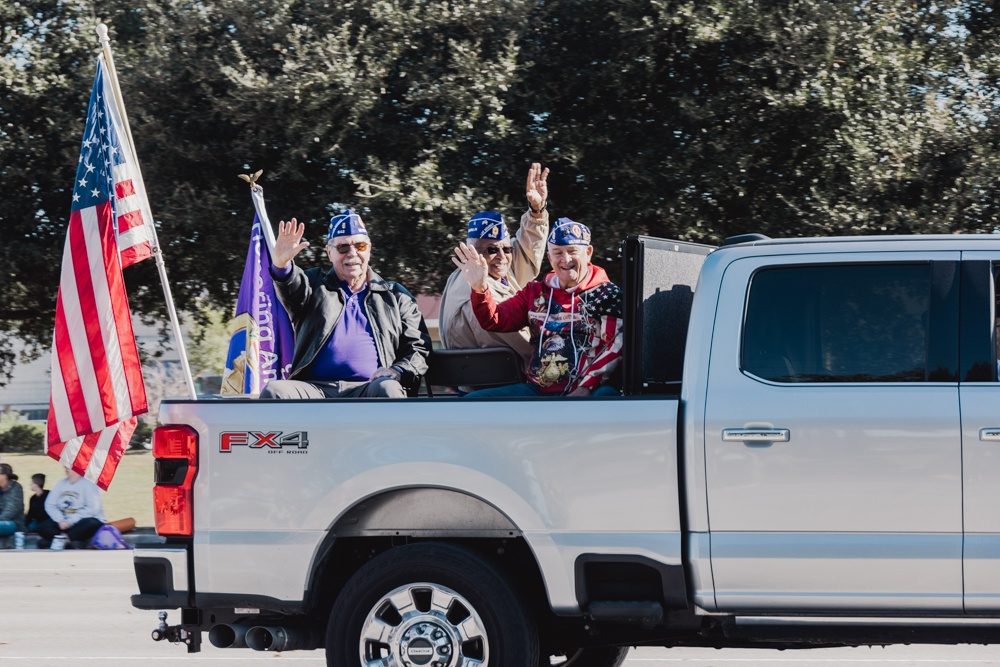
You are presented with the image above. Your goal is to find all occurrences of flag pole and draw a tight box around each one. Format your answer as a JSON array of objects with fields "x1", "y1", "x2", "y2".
[
  {"x1": 252, "y1": 185, "x2": 278, "y2": 256},
  {"x1": 239, "y1": 172, "x2": 277, "y2": 257},
  {"x1": 96, "y1": 23, "x2": 197, "y2": 400},
  {"x1": 237, "y1": 170, "x2": 276, "y2": 255}
]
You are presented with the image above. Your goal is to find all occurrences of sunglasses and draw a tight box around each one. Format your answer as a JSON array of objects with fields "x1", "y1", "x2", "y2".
[
  {"x1": 484, "y1": 245, "x2": 513, "y2": 257},
  {"x1": 332, "y1": 241, "x2": 370, "y2": 254}
]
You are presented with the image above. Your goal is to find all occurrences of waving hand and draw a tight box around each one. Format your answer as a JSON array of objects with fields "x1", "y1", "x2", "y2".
[
  {"x1": 273, "y1": 218, "x2": 310, "y2": 268},
  {"x1": 526, "y1": 162, "x2": 549, "y2": 213}
]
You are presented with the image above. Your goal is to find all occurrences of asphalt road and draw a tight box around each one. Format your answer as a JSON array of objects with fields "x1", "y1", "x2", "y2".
[{"x1": 4, "y1": 550, "x2": 1000, "y2": 666}]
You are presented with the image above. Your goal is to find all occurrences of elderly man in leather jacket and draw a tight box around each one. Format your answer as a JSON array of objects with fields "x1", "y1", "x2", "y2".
[{"x1": 260, "y1": 209, "x2": 431, "y2": 399}]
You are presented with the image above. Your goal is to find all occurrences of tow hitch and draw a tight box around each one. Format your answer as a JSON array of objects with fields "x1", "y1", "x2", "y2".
[{"x1": 151, "y1": 611, "x2": 202, "y2": 653}]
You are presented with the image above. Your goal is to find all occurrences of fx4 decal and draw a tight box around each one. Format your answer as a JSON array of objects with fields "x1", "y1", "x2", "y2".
[{"x1": 220, "y1": 431, "x2": 310, "y2": 453}]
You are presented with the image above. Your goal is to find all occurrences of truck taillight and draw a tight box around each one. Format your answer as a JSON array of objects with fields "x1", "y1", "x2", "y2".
[{"x1": 152, "y1": 425, "x2": 198, "y2": 537}]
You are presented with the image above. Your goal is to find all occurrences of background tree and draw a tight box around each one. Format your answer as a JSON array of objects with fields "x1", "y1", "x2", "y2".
[
  {"x1": 1, "y1": 1, "x2": 105, "y2": 383},
  {"x1": 3, "y1": 0, "x2": 1000, "y2": 384},
  {"x1": 0, "y1": 411, "x2": 45, "y2": 453}
]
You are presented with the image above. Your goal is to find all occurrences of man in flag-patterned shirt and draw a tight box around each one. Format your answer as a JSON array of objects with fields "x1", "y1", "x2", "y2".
[{"x1": 451, "y1": 217, "x2": 623, "y2": 397}]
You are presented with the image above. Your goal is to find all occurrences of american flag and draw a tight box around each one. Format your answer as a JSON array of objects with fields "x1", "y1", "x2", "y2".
[{"x1": 46, "y1": 56, "x2": 154, "y2": 490}]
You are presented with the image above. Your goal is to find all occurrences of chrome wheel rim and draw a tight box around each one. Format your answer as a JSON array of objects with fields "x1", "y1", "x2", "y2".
[{"x1": 359, "y1": 582, "x2": 489, "y2": 667}]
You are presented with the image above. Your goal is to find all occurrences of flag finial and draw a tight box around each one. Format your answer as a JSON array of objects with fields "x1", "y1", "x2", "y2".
[
  {"x1": 238, "y1": 169, "x2": 264, "y2": 187},
  {"x1": 96, "y1": 23, "x2": 110, "y2": 48}
]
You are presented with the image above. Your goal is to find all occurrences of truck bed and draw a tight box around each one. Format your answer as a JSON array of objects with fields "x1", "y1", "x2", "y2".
[{"x1": 159, "y1": 393, "x2": 682, "y2": 614}]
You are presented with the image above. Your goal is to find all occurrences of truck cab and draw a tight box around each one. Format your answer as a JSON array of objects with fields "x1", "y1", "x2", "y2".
[{"x1": 684, "y1": 236, "x2": 1000, "y2": 617}]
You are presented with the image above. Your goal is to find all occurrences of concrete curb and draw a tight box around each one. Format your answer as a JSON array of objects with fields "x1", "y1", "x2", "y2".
[{"x1": 17, "y1": 527, "x2": 165, "y2": 550}]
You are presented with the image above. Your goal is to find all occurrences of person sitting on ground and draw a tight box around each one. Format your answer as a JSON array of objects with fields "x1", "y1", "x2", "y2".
[
  {"x1": 452, "y1": 217, "x2": 624, "y2": 397},
  {"x1": 260, "y1": 209, "x2": 431, "y2": 399},
  {"x1": 0, "y1": 463, "x2": 26, "y2": 549},
  {"x1": 37, "y1": 466, "x2": 106, "y2": 549},
  {"x1": 439, "y1": 163, "x2": 551, "y2": 374},
  {"x1": 25, "y1": 473, "x2": 49, "y2": 532}
]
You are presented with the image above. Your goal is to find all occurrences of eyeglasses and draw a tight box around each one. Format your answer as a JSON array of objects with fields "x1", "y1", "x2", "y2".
[
  {"x1": 332, "y1": 241, "x2": 370, "y2": 254},
  {"x1": 484, "y1": 246, "x2": 513, "y2": 257}
]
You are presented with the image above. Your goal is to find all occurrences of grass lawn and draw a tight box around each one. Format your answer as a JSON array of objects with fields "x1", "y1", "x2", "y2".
[{"x1": 3, "y1": 450, "x2": 154, "y2": 528}]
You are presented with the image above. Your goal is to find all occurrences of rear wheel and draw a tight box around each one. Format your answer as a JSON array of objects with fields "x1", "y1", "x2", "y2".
[{"x1": 326, "y1": 542, "x2": 539, "y2": 666}]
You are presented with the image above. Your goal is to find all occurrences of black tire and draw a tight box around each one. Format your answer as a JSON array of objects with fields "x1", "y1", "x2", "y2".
[
  {"x1": 326, "y1": 542, "x2": 539, "y2": 666},
  {"x1": 545, "y1": 645, "x2": 630, "y2": 667}
]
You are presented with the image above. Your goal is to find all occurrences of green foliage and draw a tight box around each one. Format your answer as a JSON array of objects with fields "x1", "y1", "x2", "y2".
[
  {"x1": 0, "y1": 2, "x2": 103, "y2": 383},
  {"x1": 128, "y1": 419, "x2": 153, "y2": 451},
  {"x1": 4, "y1": 0, "x2": 1000, "y2": 384},
  {"x1": 186, "y1": 305, "x2": 234, "y2": 379},
  {"x1": 136, "y1": 305, "x2": 230, "y2": 408},
  {"x1": 0, "y1": 422, "x2": 46, "y2": 453},
  {"x1": 0, "y1": 411, "x2": 46, "y2": 452}
]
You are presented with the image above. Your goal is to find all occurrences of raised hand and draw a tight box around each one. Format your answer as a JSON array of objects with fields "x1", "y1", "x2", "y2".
[
  {"x1": 526, "y1": 162, "x2": 549, "y2": 213},
  {"x1": 451, "y1": 242, "x2": 490, "y2": 292},
  {"x1": 273, "y1": 218, "x2": 309, "y2": 268}
]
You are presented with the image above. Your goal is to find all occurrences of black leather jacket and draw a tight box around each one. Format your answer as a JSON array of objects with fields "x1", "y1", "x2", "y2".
[{"x1": 272, "y1": 264, "x2": 431, "y2": 393}]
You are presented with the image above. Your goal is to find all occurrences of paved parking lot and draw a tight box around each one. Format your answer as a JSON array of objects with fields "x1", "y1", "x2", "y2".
[{"x1": 4, "y1": 549, "x2": 1000, "y2": 666}]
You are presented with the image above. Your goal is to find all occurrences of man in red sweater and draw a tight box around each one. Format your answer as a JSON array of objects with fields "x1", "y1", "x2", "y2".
[{"x1": 452, "y1": 218, "x2": 623, "y2": 397}]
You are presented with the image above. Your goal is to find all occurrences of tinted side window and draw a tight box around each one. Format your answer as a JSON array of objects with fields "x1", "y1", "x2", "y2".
[
  {"x1": 959, "y1": 260, "x2": 994, "y2": 382},
  {"x1": 743, "y1": 264, "x2": 931, "y2": 383}
]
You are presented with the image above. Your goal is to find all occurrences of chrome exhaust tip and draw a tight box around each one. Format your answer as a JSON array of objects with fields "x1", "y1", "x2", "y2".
[{"x1": 207, "y1": 623, "x2": 250, "y2": 649}]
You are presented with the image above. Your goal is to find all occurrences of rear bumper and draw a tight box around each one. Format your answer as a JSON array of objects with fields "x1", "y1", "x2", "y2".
[{"x1": 131, "y1": 544, "x2": 190, "y2": 610}]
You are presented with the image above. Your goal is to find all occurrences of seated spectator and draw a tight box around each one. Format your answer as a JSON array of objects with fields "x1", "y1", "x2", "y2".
[
  {"x1": 0, "y1": 463, "x2": 26, "y2": 549},
  {"x1": 260, "y1": 209, "x2": 431, "y2": 399},
  {"x1": 452, "y1": 218, "x2": 624, "y2": 397},
  {"x1": 439, "y1": 163, "x2": 551, "y2": 375},
  {"x1": 25, "y1": 473, "x2": 49, "y2": 532},
  {"x1": 37, "y1": 467, "x2": 106, "y2": 549}
]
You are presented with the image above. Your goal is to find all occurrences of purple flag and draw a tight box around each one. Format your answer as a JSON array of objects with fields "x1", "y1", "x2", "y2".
[{"x1": 221, "y1": 213, "x2": 294, "y2": 394}]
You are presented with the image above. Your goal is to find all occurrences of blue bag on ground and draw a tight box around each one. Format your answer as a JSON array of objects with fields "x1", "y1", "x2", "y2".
[{"x1": 89, "y1": 523, "x2": 131, "y2": 550}]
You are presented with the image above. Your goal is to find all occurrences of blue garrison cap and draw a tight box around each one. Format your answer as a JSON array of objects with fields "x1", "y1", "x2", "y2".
[
  {"x1": 548, "y1": 217, "x2": 592, "y2": 246},
  {"x1": 467, "y1": 211, "x2": 509, "y2": 241},
  {"x1": 327, "y1": 209, "x2": 368, "y2": 242}
]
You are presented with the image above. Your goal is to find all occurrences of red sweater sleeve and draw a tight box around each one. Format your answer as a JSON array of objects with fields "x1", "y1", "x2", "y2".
[{"x1": 470, "y1": 285, "x2": 533, "y2": 333}]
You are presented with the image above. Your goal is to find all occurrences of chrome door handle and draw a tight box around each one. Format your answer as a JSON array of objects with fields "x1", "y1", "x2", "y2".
[
  {"x1": 980, "y1": 429, "x2": 1000, "y2": 442},
  {"x1": 722, "y1": 428, "x2": 790, "y2": 442}
]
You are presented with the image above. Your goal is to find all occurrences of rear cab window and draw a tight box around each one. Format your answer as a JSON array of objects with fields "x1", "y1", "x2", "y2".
[{"x1": 742, "y1": 262, "x2": 958, "y2": 384}]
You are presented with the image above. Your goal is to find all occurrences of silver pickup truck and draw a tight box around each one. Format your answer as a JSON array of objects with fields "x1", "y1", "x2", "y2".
[{"x1": 132, "y1": 233, "x2": 1000, "y2": 666}]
